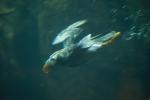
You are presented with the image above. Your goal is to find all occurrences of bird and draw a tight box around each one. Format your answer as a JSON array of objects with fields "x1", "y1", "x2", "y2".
[{"x1": 42, "y1": 19, "x2": 121, "y2": 73}]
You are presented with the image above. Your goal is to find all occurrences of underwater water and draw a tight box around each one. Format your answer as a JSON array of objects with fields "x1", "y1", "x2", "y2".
[{"x1": 0, "y1": 0, "x2": 150, "y2": 100}]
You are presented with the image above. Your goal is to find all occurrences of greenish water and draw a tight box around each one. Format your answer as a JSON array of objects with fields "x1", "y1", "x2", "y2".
[{"x1": 0, "y1": 0, "x2": 150, "y2": 100}]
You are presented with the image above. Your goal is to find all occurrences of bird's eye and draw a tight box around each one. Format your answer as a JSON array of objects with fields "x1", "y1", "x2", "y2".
[{"x1": 51, "y1": 58, "x2": 56, "y2": 62}]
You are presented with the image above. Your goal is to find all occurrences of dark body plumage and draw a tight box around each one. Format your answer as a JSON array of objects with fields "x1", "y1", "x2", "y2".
[{"x1": 56, "y1": 47, "x2": 89, "y2": 67}]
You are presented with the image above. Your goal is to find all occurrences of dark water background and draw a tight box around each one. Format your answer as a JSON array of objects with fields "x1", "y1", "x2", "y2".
[{"x1": 0, "y1": 0, "x2": 150, "y2": 100}]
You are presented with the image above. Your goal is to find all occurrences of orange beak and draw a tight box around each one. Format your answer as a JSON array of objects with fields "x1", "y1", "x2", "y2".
[{"x1": 42, "y1": 63, "x2": 50, "y2": 74}]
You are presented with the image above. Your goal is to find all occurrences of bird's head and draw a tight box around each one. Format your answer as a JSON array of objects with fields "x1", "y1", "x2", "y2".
[{"x1": 42, "y1": 58, "x2": 56, "y2": 74}]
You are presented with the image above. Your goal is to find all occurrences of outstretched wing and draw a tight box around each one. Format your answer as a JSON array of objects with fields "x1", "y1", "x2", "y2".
[
  {"x1": 52, "y1": 19, "x2": 87, "y2": 45},
  {"x1": 77, "y1": 31, "x2": 121, "y2": 52}
]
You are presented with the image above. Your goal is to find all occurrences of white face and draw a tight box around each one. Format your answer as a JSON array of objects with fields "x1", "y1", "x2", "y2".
[
  {"x1": 43, "y1": 58, "x2": 57, "y2": 73},
  {"x1": 46, "y1": 58, "x2": 56, "y2": 67}
]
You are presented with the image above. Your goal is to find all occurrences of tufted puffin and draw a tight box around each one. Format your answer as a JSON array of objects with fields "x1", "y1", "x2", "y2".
[{"x1": 42, "y1": 20, "x2": 121, "y2": 73}]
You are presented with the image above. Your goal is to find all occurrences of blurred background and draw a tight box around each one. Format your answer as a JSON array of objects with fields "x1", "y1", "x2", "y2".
[{"x1": 0, "y1": 0, "x2": 150, "y2": 100}]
